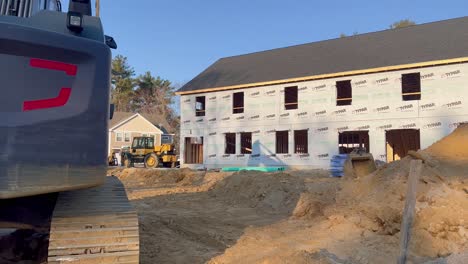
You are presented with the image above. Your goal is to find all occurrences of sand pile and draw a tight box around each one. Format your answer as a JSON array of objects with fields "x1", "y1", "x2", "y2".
[
  {"x1": 105, "y1": 126, "x2": 467, "y2": 263},
  {"x1": 254, "y1": 249, "x2": 346, "y2": 264},
  {"x1": 208, "y1": 127, "x2": 467, "y2": 263},
  {"x1": 210, "y1": 171, "x2": 306, "y2": 213},
  {"x1": 109, "y1": 168, "x2": 234, "y2": 200},
  {"x1": 333, "y1": 125, "x2": 468, "y2": 259},
  {"x1": 424, "y1": 124, "x2": 468, "y2": 160},
  {"x1": 110, "y1": 167, "x2": 204, "y2": 187}
]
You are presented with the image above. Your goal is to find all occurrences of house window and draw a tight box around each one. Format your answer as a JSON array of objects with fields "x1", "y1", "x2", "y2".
[
  {"x1": 338, "y1": 131, "x2": 370, "y2": 154},
  {"x1": 195, "y1": 96, "x2": 206, "y2": 116},
  {"x1": 161, "y1": 135, "x2": 173, "y2": 144},
  {"x1": 240, "y1": 132, "x2": 252, "y2": 154},
  {"x1": 124, "y1": 133, "x2": 131, "y2": 142},
  {"x1": 276, "y1": 130, "x2": 289, "y2": 154},
  {"x1": 233, "y1": 92, "x2": 244, "y2": 114},
  {"x1": 116, "y1": 132, "x2": 122, "y2": 142},
  {"x1": 284, "y1": 86, "x2": 298, "y2": 110},
  {"x1": 402, "y1": 73, "x2": 421, "y2": 101},
  {"x1": 336, "y1": 80, "x2": 352, "y2": 106},
  {"x1": 294, "y1": 130, "x2": 308, "y2": 154},
  {"x1": 225, "y1": 133, "x2": 236, "y2": 154}
]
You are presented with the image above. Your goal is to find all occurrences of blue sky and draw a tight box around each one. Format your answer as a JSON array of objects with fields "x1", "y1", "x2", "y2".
[{"x1": 62, "y1": 0, "x2": 467, "y2": 87}]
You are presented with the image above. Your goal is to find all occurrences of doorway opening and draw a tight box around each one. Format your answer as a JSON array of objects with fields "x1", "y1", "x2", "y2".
[
  {"x1": 184, "y1": 137, "x2": 204, "y2": 164},
  {"x1": 338, "y1": 131, "x2": 370, "y2": 154},
  {"x1": 385, "y1": 129, "x2": 420, "y2": 162}
]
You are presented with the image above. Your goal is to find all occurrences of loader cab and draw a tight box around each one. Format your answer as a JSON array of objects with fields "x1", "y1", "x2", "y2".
[
  {"x1": 128, "y1": 137, "x2": 156, "y2": 161},
  {"x1": 132, "y1": 137, "x2": 155, "y2": 150}
]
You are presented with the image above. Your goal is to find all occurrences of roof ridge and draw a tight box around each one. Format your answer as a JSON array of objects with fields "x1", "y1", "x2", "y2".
[
  {"x1": 218, "y1": 16, "x2": 468, "y2": 61},
  {"x1": 178, "y1": 16, "x2": 468, "y2": 93}
]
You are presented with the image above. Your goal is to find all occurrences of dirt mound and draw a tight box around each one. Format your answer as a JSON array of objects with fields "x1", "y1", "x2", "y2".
[
  {"x1": 424, "y1": 124, "x2": 468, "y2": 159},
  {"x1": 334, "y1": 125, "x2": 468, "y2": 258},
  {"x1": 110, "y1": 167, "x2": 203, "y2": 187},
  {"x1": 207, "y1": 127, "x2": 467, "y2": 263},
  {"x1": 210, "y1": 171, "x2": 306, "y2": 213},
  {"x1": 107, "y1": 125, "x2": 467, "y2": 263},
  {"x1": 291, "y1": 192, "x2": 324, "y2": 219},
  {"x1": 255, "y1": 249, "x2": 350, "y2": 264}
]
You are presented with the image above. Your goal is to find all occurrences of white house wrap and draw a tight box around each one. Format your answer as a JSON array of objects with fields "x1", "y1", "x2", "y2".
[{"x1": 176, "y1": 17, "x2": 468, "y2": 169}]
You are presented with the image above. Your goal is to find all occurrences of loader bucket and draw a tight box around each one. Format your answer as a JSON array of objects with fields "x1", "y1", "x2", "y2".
[{"x1": 343, "y1": 153, "x2": 377, "y2": 178}]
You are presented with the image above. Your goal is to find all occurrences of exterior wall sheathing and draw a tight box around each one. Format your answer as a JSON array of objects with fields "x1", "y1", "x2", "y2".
[{"x1": 180, "y1": 63, "x2": 468, "y2": 169}]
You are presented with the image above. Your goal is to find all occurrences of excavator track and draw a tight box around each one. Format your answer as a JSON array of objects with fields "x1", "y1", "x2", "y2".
[{"x1": 48, "y1": 176, "x2": 139, "y2": 264}]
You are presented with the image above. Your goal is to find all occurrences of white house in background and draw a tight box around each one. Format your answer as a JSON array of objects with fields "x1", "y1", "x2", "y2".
[
  {"x1": 176, "y1": 17, "x2": 468, "y2": 170},
  {"x1": 108, "y1": 112, "x2": 164, "y2": 157}
]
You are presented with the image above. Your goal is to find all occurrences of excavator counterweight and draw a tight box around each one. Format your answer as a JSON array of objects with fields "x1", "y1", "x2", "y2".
[{"x1": 0, "y1": 1, "x2": 139, "y2": 263}]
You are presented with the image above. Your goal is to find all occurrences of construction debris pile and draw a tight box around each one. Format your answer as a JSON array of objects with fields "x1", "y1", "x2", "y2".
[{"x1": 111, "y1": 125, "x2": 468, "y2": 264}]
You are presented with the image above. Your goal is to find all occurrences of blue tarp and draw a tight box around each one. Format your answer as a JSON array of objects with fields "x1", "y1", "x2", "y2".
[{"x1": 330, "y1": 154, "x2": 348, "y2": 177}]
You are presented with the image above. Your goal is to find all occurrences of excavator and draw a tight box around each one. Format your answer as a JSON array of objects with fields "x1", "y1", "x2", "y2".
[{"x1": 0, "y1": 1, "x2": 139, "y2": 263}]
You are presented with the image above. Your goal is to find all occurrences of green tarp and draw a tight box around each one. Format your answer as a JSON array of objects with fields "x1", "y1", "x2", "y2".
[{"x1": 221, "y1": 167, "x2": 285, "y2": 172}]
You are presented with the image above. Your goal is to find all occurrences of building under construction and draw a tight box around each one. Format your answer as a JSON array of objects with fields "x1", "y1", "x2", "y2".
[{"x1": 176, "y1": 17, "x2": 468, "y2": 169}]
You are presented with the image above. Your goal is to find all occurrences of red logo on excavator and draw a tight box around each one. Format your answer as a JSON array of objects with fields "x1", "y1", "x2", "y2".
[{"x1": 22, "y1": 58, "x2": 77, "y2": 112}]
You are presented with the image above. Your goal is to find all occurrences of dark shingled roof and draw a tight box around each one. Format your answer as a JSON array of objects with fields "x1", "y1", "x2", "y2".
[
  {"x1": 109, "y1": 112, "x2": 136, "y2": 128},
  {"x1": 178, "y1": 17, "x2": 468, "y2": 93}
]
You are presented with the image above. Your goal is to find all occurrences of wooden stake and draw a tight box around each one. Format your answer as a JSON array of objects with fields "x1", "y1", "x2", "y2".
[{"x1": 397, "y1": 159, "x2": 423, "y2": 264}]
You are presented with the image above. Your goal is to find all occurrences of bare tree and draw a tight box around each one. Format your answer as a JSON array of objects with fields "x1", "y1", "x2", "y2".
[{"x1": 390, "y1": 19, "x2": 416, "y2": 29}]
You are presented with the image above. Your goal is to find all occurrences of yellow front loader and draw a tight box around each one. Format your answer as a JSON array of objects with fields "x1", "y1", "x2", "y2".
[{"x1": 122, "y1": 136, "x2": 178, "y2": 168}]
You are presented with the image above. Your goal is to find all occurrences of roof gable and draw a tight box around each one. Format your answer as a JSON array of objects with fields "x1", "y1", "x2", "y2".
[
  {"x1": 178, "y1": 17, "x2": 468, "y2": 94},
  {"x1": 109, "y1": 112, "x2": 136, "y2": 128},
  {"x1": 109, "y1": 113, "x2": 163, "y2": 134}
]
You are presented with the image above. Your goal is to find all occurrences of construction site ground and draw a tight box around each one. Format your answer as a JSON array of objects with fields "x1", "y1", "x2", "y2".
[
  {"x1": 108, "y1": 125, "x2": 468, "y2": 264},
  {"x1": 1, "y1": 126, "x2": 466, "y2": 263}
]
